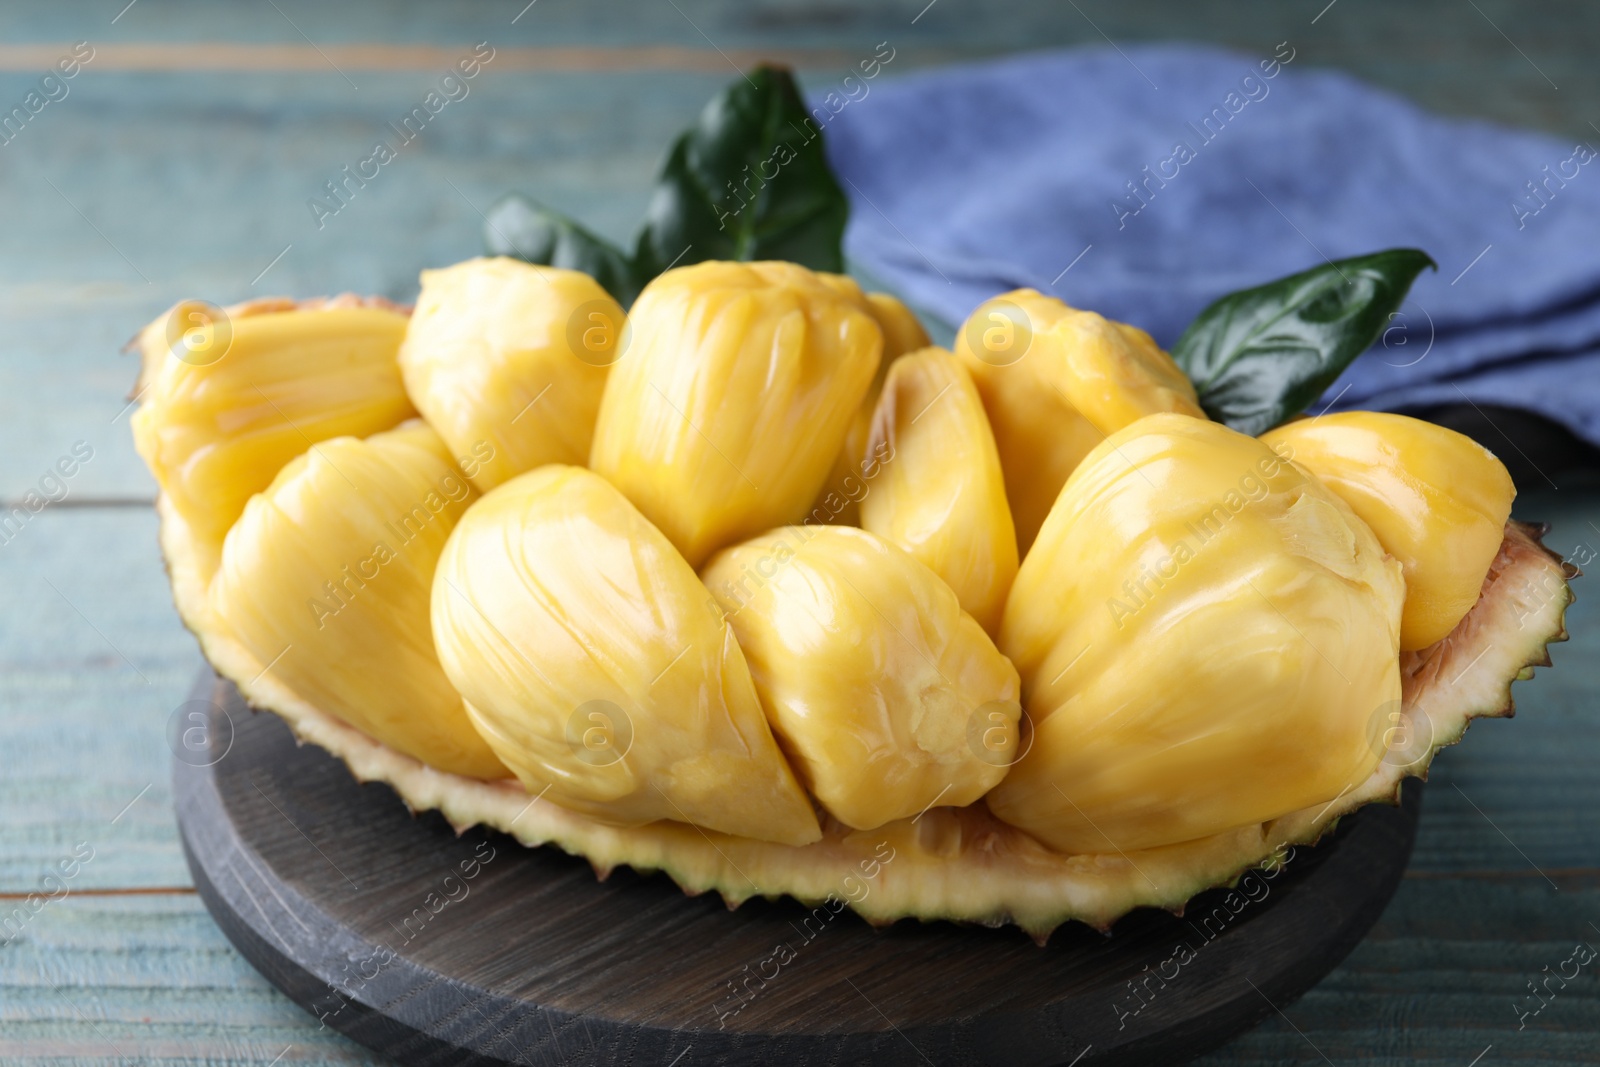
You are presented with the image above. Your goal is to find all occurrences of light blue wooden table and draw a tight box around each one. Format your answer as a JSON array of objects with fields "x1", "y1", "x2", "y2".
[{"x1": 2, "y1": 1, "x2": 1597, "y2": 1063}]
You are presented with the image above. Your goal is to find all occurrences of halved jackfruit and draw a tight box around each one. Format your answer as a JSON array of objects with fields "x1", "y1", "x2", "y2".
[{"x1": 134, "y1": 281, "x2": 1575, "y2": 941}]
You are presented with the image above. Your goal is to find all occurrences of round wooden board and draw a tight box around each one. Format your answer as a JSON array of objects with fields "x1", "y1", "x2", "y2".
[{"x1": 175, "y1": 672, "x2": 1421, "y2": 1067}]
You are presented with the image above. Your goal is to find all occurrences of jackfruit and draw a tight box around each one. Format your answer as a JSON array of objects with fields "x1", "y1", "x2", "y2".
[
  {"x1": 1262, "y1": 412, "x2": 1516, "y2": 650},
  {"x1": 589, "y1": 261, "x2": 882, "y2": 566},
  {"x1": 811, "y1": 291, "x2": 934, "y2": 526},
  {"x1": 131, "y1": 296, "x2": 415, "y2": 569},
  {"x1": 430, "y1": 464, "x2": 821, "y2": 845},
  {"x1": 858, "y1": 348, "x2": 1017, "y2": 633},
  {"x1": 986, "y1": 414, "x2": 1404, "y2": 853},
  {"x1": 954, "y1": 290, "x2": 1204, "y2": 553},
  {"x1": 398, "y1": 257, "x2": 618, "y2": 492},
  {"x1": 130, "y1": 266, "x2": 1573, "y2": 941},
  {"x1": 210, "y1": 421, "x2": 507, "y2": 779},
  {"x1": 704, "y1": 525, "x2": 1020, "y2": 830}
]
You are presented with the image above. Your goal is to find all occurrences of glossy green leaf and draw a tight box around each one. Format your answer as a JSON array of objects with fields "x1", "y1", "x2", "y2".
[
  {"x1": 1171, "y1": 249, "x2": 1437, "y2": 435},
  {"x1": 633, "y1": 64, "x2": 848, "y2": 278},
  {"x1": 484, "y1": 194, "x2": 643, "y2": 306}
]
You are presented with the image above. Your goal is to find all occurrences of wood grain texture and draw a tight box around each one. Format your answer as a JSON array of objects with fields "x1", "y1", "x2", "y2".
[
  {"x1": 1, "y1": 0, "x2": 1598, "y2": 1061},
  {"x1": 176, "y1": 675, "x2": 1421, "y2": 1067},
  {"x1": 0, "y1": 44, "x2": 930, "y2": 74},
  {"x1": 0, "y1": 895, "x2": 388, "y2": 1065},
  {"x1": 1, "y1": 0, "x2": 1598, "y2": 139},
  {"x1": 0, "y1": 509, "x2": 199, "y2": 892}
]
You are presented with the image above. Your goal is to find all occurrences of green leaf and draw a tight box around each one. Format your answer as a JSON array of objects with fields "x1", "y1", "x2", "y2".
[
  {"x1": 634, "y1": 64, "x2": 848, "y2": 278},
  {"x1": 482, "y1": 66, "x2": 850, "y2": 303},
  {"x1": 1171, "y1": 248, "x2": 1437, "y2": 435},
  {"x1": 484, "y1": 194, "x2": 643, "y2": 306}
]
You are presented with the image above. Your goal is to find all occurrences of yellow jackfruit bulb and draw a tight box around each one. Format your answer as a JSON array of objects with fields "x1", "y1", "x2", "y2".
[
  {"x1": 859, "y1": 348, "x2": 1018, "y2": 634},
  {"x1": 811, "y1": 291, "x2": 934, "y2": 526},
  {"x1": 131, "y1": 296, "x2": 416, "y2": 563},
  {"x1": 130, "y1": 299, "x2": 211, "y2": 394},
  {"x1": 398, "y1": 257, "x2": 619, "y2": 493},
  {"x1": 987, "y1": 413, "x2": 1404, "y2": 853},
  {"x1": 1262, "y1": 412, "x2": 1515, "y2": 650},
  {"x1": 866, "y1": 292, "x2": 934, "y2": 360},
  {"x1": 431, "y1": 464, "x2": 821, "y2": 846},
  {"x1": 210, "y1": 421, "x2": 508, "y2": 780},
  {"x1": 588, "y1": 261, "x2": 883, "y2": 567},
  {"x1": 954, "y1": 289, "x2": 1205, "y2": 554},
  {"x1": 703, "y1": 526, "x2": 1021, "y2": 832}
]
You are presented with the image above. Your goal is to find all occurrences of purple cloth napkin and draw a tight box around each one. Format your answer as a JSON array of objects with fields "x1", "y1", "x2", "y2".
[{"x1": 820, "y1": 44, "x2": 1600, "y2": 444}]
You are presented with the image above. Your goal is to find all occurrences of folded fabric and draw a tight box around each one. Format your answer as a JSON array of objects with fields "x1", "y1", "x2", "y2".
[{"x1": 820, "y1": 44, "x2": 1600, "y2": 445}]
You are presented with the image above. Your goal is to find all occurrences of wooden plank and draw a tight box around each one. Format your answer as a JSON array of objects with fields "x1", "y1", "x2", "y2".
[
  {"x1": 0, "y1": 0, "x2": 1591, "y2": 139},
  {"x1": 0, "y1": 508, "x2": 200, "y2": 891},
  {"x1": 0, "y1": 43, "x2": 929, "y2": 73},
  {"x1": 0, "y1": 895, "x2": 386, "y2": 1065},
  {"x1": 1200, "y1": 882, "x2": 1600, "y2": 1065},
  {"x1": 3, "y1": 881, "x2": 1597, "y2": 1066}
]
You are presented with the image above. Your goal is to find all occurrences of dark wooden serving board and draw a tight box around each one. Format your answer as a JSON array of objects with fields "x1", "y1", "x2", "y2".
[{"x1": 174, "y1": 672, "x2": 1421, "y2": 1067}]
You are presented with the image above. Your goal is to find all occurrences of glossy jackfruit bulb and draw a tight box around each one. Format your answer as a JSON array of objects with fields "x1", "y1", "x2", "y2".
[
  {"x1": 131, "y1": 297, "x2": 416, "y2": 563},
  {"x1": 431, "y1": 464, "x2": 821, "y2": 845},
  {"x1": 859, "y1": 348, "x2": 1018, "y2": 634},
  {"x1": 210, "y1": 421, "x2": 508, "y2": 780},
  {"x1": 811, "y1": 291, "x2": 933, "y2": 526},
  {"x1": 1262, "y1": 412, "x2": 1515, "y2": 650},
  {"x1": 987, "y1": 414, "x2": 1404, "y2": 853},
  {"x1": 399, "y1": 257, "x2": 619, "y2": 492},
  {"x1": 589, "y1": 260, "x2": 883, "y2": 567},
  {"x1": 866, "y1": 292, "x2": 934, "y2": 360},
  {"x1": 703, "y1": 526, "x2": 1021, "y2": 832},
  {"x1": 954, "y1": 289, "x2": 1205, "y2": 554}
]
